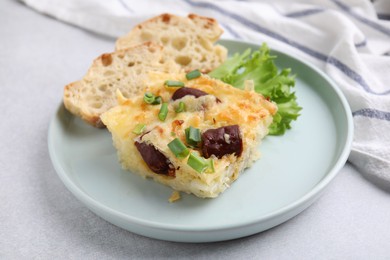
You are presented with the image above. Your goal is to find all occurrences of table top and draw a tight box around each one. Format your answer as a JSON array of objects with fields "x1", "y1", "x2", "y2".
[{"x1": 1, "y1": 0, "x2": 390, "y2": 258}]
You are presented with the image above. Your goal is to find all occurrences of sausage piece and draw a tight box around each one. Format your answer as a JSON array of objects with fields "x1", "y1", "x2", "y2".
[
  {"x1": 172, "y1": 87, "x2": 208, "y2": 100},
  {"x1": 134, "y1": 141, "x2": 175, "y2": 177},
  {"x1": 201, "y1": 125, "x2": 243, "y2": 159}
]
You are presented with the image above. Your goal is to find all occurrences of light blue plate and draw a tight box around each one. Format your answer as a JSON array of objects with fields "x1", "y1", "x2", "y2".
[{"x1": 48, "y1": 39, "x2": 353, "y2": 242}]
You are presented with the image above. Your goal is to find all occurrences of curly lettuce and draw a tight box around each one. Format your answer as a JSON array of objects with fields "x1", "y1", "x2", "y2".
[{"x1": 209, "y1": 43, "x2": 301, "y2": 135}]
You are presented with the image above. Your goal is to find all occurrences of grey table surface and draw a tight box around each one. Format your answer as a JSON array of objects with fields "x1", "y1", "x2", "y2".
[{"x1": 1, "y1": 0, "x2": 390, "y2": 259}]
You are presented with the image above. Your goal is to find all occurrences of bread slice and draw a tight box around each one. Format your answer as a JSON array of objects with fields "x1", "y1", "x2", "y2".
[
  {"x1": 115, "y1": 13, "x2": 227, "y2": 73},
  {"x1": 101, "y1": 72, "x2": 277, "y2": 198},
  {"x1": 63, "y1": 42, "x2": 182, "y2": 127}
]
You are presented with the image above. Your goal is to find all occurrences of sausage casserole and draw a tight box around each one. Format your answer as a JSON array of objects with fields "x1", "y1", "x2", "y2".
[{"x1": 101, "y1": 71, "x2": 277, "y2": 198}]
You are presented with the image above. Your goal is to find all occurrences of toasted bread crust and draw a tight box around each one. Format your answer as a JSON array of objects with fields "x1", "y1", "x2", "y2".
[
  {"x1": 63, "y1": 42, "x2": 181, "y2": 127},
  {"x1": 63, "y1": 14, "x2": 227, "y2": 127},
  {"x1": 115, "y1": 13, "x2": 227, "y2": 73}
]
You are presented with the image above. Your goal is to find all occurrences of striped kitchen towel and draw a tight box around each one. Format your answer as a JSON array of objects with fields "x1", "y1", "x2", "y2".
[{"x1": 22, "y1": 0, "x2": 390, "y2": 188}]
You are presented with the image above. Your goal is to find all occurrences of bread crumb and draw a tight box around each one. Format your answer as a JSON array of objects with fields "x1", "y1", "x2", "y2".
[
  {"x1": 101, "y1": 53, "x2": 112, "y2": 66},
  {"x1": 168, "y1": 191, "x2": 181, "y2": 203}
]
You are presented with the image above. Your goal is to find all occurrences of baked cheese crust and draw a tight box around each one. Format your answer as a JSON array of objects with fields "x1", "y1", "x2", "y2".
[{"x1": 101, "y1": 72, "x2": 277, "y2": 198}]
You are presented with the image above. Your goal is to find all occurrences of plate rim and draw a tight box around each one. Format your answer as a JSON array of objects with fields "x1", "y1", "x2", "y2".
[{"x1": 48, "y1": 38, "x2": 354, "y2": 235}]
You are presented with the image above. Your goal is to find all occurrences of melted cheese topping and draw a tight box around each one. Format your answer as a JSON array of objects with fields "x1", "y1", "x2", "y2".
[{"x1": 101, "y1": 72, "x2": 277, "y2": 198}]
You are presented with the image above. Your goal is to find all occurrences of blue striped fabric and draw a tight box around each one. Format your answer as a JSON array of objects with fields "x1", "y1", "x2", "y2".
[
  {"x1": 353, "y1": 108, "x2": 390, "y2": 121},
  {"x1": 118, "y1": 0, "x2": 133, "y2": 13},
  {"x1": 285, "y1": 8, "x2": 325, "y2": 18},
  {"x1": 354, "y1": 39, "x2": 367, "y2": 48},
  {"x1": 183, "y1": 0, "x2": 390, "y2": 96},
  {"x1": 330, "y1": 0, "x2": 390, "y2": 37},
  {"x1": 221, "y1": 22, "x2": 242, "y2": 39},
  {"x1": 378, "y1": 13, "x2": 390, "y2": 20}
]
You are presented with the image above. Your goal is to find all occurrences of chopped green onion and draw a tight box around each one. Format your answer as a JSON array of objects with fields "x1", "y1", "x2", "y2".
[
  {"x1": 168, "y1": 138, "x2": 189, "y2": 158},
  {"x1": 175, "y1": 101, "x2": 186, "y2": 113},
  {"x1": 144, "y1": 92, "x2": 155, "y2": 104},
  {"x1": 164, "y1": 80, "x2": 185, "y2": 87},
  {"x1": 187, "y1": 152, "x2": 214, "y2": 173},
  {"x1": 187, "y1": 153, "x2": 206, "y2": 173},
  {"x1": 144, "y1": 92, "x2": 162, "y2": 105},
  {"x1": 158, "y1": 103, "x2": 168, "y2": 121},
  {"x1": 204, "y1": 159, "x2": 215, "y2": 174},
  {"x1": 185, "y1": 126, "x2": 201, "y2": 147},
  {"x1": 132, "y1": 124, "x2": 146, "y2": 135},
  {"x1": 186, "y1": 69, "x2": 201, "y2": 80},
  {"x1": 152, "y1": 96, "x2": 162, "y2": 105}
]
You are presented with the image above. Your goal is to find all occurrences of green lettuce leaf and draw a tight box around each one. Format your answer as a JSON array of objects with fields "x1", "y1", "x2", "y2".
[{"x1": 209, "y1": 43, "x2": 302, "y2": 135}]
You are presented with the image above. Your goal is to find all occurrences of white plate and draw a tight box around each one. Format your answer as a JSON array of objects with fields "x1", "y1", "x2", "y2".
[{"x1": 48, "y1": 39, "x2": 353, "y2": 242}]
